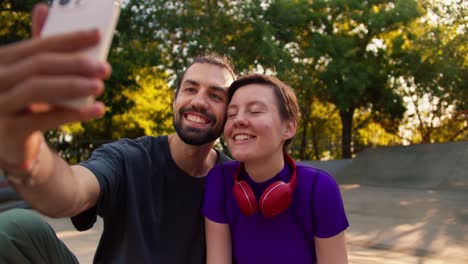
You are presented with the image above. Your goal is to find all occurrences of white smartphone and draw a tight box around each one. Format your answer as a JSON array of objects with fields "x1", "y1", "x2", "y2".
[{"x1": 41, "y1": 0, "x2": 122, "y2": 109}]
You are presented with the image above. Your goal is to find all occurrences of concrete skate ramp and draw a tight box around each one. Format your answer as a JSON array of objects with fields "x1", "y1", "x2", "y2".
[
  {"x1": 334, "y1": 141, "x2": 468, "y2": 190},
  {"x1": 299, "y1": 159, "x2": 352, "y2": 177}
]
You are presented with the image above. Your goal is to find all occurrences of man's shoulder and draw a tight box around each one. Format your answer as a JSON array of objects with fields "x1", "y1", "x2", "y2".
[
  {"x1": 128, "y1": 135, "x2": 167, "y2": 146},
  {"x1": 86, "y1": 135, "x2": 169, "y2": 165},
  {"x1": 104, "y1": 135, "x2": 168, "y2": 151}
]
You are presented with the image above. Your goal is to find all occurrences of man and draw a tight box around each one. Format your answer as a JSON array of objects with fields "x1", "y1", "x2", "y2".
[{"x1": 0, "y1": 3, "x2": 236, "y2": 263}]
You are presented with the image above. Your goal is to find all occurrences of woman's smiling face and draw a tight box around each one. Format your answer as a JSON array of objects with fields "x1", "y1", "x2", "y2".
[{"x1": 224, "y1": 84, "x2": 292, "y2": 162}]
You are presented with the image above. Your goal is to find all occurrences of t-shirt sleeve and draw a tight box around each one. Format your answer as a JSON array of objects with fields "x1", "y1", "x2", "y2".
[
  {"x1": 71, "y1": 140, "x2": 126, "y2": 230},
  {"x1": 313, "y1": 172, "x2": 349, "y2": 238},
  {"x1": 202, "y1": 164, "x2": 229, "y2": 224}
]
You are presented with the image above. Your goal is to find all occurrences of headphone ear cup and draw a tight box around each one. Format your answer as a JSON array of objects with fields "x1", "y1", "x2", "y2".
[
  {"x1": 259, "y1": 181, "x2": 293, "y2": 218},
  {"x1": 232, "y1": 180, "x2": 258, "y2": 216}
]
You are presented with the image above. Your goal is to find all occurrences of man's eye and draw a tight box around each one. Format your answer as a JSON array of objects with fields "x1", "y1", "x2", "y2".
[{"x1": 210, "y1": 93, "x2": 223, "y2": 101}]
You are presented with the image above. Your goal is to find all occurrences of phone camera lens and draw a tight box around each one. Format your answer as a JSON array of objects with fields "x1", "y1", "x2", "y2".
[{"x1": 59, "y1": 0, "x2": 71, "y2": 5}]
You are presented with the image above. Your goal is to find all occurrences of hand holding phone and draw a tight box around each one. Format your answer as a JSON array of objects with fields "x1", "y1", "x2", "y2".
[{"x1": 41, "y1": 0, "x2": 122, "y2": 109}]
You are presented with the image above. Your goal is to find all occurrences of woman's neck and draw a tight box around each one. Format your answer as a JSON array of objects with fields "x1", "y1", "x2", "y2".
[{"x1": 244, "y1": 152, "x2": 285, "y2": 183}]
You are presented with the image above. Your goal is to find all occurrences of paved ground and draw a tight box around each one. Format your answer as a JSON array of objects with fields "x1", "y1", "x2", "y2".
[
  {"x1": 37, "y1": 184, "x2": 468, "y2": 264},
  {"x1": 342, "y1": 185, "x2": 467, "y2": 264}
]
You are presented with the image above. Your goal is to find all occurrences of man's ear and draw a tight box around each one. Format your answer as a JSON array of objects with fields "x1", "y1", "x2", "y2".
[{"x1": 283, "y1": 120, "x2": 297, "y2": 140}]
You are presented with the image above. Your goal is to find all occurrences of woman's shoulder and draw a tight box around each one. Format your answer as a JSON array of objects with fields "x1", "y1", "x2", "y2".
[
  {"x1": 294, "y1": 163, "x2": 344, "y2": 206},
  {"x1": 295, "y1": 163, "x2": 339, "y2": 187}
]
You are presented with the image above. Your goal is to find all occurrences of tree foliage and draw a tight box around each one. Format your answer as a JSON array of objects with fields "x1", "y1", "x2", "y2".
[
  {"x1": 392, "y1": 0, "x2": 467, "y2": 143},
  {"x1": 2, "y1": 0, "x2": 466, "y2": 161},
  {"x1": 0, "y1": 0, "x2": 39, "y2": 44}
]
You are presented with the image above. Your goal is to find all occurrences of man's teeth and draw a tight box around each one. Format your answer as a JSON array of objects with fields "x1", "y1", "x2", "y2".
[
  {"x1": 234, "y1": 134, "x2": 253, "y2": 141},
  {"x1": 187, "y1": 114, "x2": 207, "y2": 124}
]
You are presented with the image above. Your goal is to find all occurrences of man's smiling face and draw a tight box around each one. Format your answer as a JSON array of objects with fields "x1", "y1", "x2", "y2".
[{"x1": 173, "y1": 62, "x2": 234, "y2": 145}]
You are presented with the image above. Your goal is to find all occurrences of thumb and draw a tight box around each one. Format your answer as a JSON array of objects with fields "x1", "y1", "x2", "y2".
[
  {"x1": 21, "y1": 131, "x2": 45, "y2": 171},
  {"x1": 31, "y1": 3, "x2": 49, "y2": 38}
]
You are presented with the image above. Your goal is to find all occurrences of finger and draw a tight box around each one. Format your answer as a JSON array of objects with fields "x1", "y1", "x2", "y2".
[
  {"x1": 16, "y1": 102, "x2": 105, "y2": 131},
  {"x1": 0, "y1": 29, "x2": 100, "y2": 65},
  {"x1": 0, "y1": 53, "x2": 111, "y2": 92},
  {"x1": 0, "y1": 76, "x2": 104, "y2": 114},
  {"x1": 31, "y1": 3, "x2": 49, "y2": 38},
  {"x1": 0, "y1": 103, "x2": 103, "y2": 167},
  {"x1": 13, "y1": 102, "x2": 105, "y2": 134}
]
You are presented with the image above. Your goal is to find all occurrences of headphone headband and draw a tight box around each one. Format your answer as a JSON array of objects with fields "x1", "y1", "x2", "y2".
[{"x1": 232, "y1": 154, "x2": 298, "y2": 218}]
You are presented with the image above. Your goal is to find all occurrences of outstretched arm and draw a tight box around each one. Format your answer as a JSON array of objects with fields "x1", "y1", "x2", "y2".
[
  {"x1": 0, "y1": 3, "x2": 110, "y2": 217},
  {"x1": 205, "y1": 218, "x2": 232, "y2": 264}
]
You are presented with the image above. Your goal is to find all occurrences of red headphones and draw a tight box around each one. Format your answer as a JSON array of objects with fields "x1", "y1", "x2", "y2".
[{"x1": 232, "y1": 155, "x2": 297, "y2": 218}]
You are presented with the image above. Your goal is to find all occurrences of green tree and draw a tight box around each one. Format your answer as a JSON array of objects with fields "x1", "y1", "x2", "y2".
[
  {"x1": 4, "y1": 0, "x2": 465, "y2": 162},
  {"x1": 307, "y1": 0, "x2": 421, "y2": 158},
  {"x1": 0, "y1": 0, "x2": 41, "y2": 44},
  {"x1": 111, "y1": 67, "x2": 174, "y2": 139},
  {"x1": 393, "y1": 0, "x2": 467, "y2": 143},
  {"x1": 256, "y1": 0, "x2": 421, "y2": 158}
]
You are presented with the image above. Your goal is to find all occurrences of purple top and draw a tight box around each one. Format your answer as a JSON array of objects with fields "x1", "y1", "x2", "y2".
[{"x1": 202, "y1": 161, "x2": 349, "y2": 264}]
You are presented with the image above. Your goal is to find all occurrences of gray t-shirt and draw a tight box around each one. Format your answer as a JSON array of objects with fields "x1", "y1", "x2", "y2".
[{"x1": 72, "y1": 135, "x2": 230, "y2": 264}]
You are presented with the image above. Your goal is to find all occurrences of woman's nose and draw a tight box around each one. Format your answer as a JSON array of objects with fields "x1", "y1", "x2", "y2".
[{"x1": 232, "y1": 112, "x2": 249, "y2": 127}]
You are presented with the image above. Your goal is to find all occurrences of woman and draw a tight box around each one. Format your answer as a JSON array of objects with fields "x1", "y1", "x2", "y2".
[{"x1": 202, "y1": 74, "x2": 349, "y2": 264}]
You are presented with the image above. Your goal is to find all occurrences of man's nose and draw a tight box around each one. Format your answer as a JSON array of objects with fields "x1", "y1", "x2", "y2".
[{"x1": 191, "y1": 92, "x2": 210, "y2": 110}]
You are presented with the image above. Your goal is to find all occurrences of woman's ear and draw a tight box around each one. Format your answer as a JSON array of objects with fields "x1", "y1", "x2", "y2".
[{"x1": 283, "y1": 119, "x2": 297, "y2": 140}]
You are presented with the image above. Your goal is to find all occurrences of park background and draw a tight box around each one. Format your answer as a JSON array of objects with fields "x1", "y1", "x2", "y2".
[
  {"x1": 1, "y1": 0, "x2": 467, "y2": 263},
  {"x1": 1, "y1": 0, "x2": 466, "y2": 161}
]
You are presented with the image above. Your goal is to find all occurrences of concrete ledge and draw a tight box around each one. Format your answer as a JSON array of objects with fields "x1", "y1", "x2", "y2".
[
  {"x1": 299, "y1": 159, "x2": 352, "y2": 176},
  {"x1": 335, "y1": 141, "x2": 468, "y2": 190}
]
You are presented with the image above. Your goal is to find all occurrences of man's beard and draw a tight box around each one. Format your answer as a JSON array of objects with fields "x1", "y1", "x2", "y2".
[{"x1": 173, "y1": 107, "x2": 224, "y2": 146}]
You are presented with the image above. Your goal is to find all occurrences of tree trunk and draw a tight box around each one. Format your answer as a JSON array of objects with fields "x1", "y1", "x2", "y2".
[
  {"x1": 299, "y1": 117, "x2": 308, "y2": 160},
  {"x1": 339, "y1": 109, "x2": 354, "y2": 158},
  {"x1": 298, "y1": 93, "x2": 312, "y2": 160},
  {"x1": 311, "y1": 124, "x2": 321, "y2": 160}
]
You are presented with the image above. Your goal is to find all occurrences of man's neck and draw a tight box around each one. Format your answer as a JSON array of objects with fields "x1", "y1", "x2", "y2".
[{"x1": 168, "y1": 134, "x2": 218, "y2": 177}]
